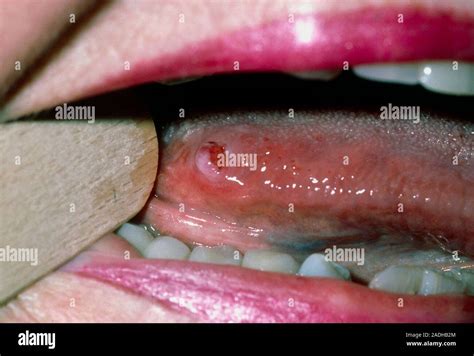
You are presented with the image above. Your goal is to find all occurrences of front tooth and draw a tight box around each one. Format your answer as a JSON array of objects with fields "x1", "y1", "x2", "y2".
[
  {"x1": 189, "y1": 245, "x2": 242, "y2": 266},
  {"x1": 288, "y1": 70, "x2": 341, "y2": 81},
  {"x1": 369, "y1": 266, "x2": 423, "y2": 294},
  {"x1": 418, "y1": 269, "x2": 465, "y2": 295},
  {"x1": 419, "y1": 61, "x2": 474, "y2": 96},
  {"x1": 242, "y1": 249, "x2": 299, "y2": 274},
  {"x1": 143, "y1": 236, "x2": 190, "y2": 260},
  {"x1": 116, "y1": 223, "x2": 153, "y2": 255},
  {"x1": 353, "y1": 62, "x2": 419, "y2": 85},
  {"x1": 298, "y1": 253, "x2": 350, "y2": 280}
]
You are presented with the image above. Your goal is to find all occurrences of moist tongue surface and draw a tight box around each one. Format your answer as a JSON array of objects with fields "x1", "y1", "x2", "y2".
[{"x1": 143, "y1": 109, "x2": 473, "y2": 257}]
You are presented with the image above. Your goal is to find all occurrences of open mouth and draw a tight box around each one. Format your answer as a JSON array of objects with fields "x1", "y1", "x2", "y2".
[
  {"x1": 66, "y1": 68, "x2": 474, "y2": 322},
  {"x1": 2, "y1": 1, "x2": 474, "y2": 324}
]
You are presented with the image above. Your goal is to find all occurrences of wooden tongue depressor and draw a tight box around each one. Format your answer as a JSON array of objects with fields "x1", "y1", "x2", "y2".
[{"x1": 0, "y1": 118, "x2": 158, "y2": 304}]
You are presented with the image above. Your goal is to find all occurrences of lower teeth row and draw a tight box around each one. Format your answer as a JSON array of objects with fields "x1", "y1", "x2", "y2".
[{"x1": 116, "y1": 223, "x2": 474, "y2": 297}]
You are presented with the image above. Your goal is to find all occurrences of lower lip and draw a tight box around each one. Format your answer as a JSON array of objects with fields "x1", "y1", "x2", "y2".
[
  {"x1": 73, "y1": 255, "x2": 474, "y2": 322},
  {"x1": 101, "y1": 6, "x2": 474, "y2": 90}
]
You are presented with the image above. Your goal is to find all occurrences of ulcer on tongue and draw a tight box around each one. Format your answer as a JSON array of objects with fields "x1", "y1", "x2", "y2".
[{"x1": 144, "y1": 111, "x2": 473, "y2": 254}]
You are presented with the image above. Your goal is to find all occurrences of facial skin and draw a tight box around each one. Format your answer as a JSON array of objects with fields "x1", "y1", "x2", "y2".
[
  {"x1": 1, "y1": 0, "x2": 473, "y2": 322},
  {"x1": 0, "y1": 0, "x2": 96, "y2": 100}
]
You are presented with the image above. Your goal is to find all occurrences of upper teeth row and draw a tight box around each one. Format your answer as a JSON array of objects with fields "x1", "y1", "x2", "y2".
[
  {"x1": 116, "y1": 223, "x2": 474, "y2": 296},
  {"x1": 292, "y1": 60, "x2": 474, "y2": 96}
]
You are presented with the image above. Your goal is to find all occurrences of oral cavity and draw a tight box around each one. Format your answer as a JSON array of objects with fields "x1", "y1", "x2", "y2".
[
  {"x1": 114, "y1": 106, "x2": 474, "y2": 300},
  {"x1": 126, "y1": 108, "x2": 474, "y2": 297},
  {"x1": 116, "y1": 222, "x2": 474, "y2": 297}
]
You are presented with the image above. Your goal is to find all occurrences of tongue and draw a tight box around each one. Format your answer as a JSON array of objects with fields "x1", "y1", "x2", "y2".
[{"x1": 143, "y1": 109, "x2": 473, "y2": 254}]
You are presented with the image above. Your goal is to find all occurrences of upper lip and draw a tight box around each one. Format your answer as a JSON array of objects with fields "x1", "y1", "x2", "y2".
[{"x1": 115, "y1": 6, "x2": 474, "y2": 84}]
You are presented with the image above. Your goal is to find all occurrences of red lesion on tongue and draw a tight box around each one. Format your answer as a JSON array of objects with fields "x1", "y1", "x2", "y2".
[
  {"x1": 206, "y1": 141, "x2": 225, "y2": 165},
  {"x1": 195, "y1": 141, "x2": 227, "y2": 178}
]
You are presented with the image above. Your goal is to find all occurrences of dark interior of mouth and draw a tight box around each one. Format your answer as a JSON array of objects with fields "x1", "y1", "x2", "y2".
[{"x1": 114, "y1": 71, "x2": 474, "y2": 297}]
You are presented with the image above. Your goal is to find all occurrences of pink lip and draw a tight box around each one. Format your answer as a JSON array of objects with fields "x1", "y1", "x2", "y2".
[
  {"x1": 101, "y1": 6, "x2": 474, "y2": 91},
  {"x1": 73, "y1": 255, "x2": 474, "y2": 323}
]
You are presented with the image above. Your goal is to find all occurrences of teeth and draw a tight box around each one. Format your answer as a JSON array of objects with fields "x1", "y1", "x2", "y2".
[
  {"x1": 353, "y1": 61, "x2": 474, "y2": 95},
  {"x1": 353, "y1": 63, "x2": 419, "y2": 85},
  {"x1": 287, "y1": 70, "x2": 341, "y2": 81},
  {"x1": 189, "y1": 245, "x2": 242, "y2": 266},
  {"x1": 418, "y1": 61, "x2": 474, "y2": 96},
  {"x1": 242, "y1": 249, "x2": 299, "y2": 274},
  {"x1": 418, "y1": 269, "x2": 465, "y2": 296},
  {"x1": 142, "y1": 236, "x2": 191, "y2": 260},
  {"x1": 369, "y1": 266, "x2": 422, "y2": 294},
  {"x1": 369, "y1": 266, "x2": 468, "y2": 296},
  {"x1": 116, "y1": 223, "x2": 153, "y2": 254},
  {"x1": 116, "y1": 223, "x2": 474, "y2": 296},
  {"x1": 298, "y1": 253, "x2": 351, "y2": 280}
]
